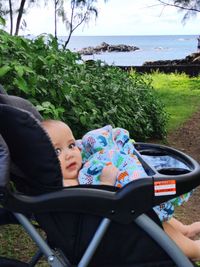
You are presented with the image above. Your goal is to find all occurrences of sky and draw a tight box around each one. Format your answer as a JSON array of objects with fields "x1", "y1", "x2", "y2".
[{"x1": 22, "y1": 0, "x2": 200, "y2": 36}]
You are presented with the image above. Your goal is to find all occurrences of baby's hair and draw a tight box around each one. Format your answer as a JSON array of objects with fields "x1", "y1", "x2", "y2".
[
  {"x1": 41, "y1": 120, "x2": 70, "y2": 131},
  {"x1": 41, "y1": 119, "x2": 61, "y2": 128}
]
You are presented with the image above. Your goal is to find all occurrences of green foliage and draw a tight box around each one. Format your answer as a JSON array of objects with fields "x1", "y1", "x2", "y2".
[
  {"x1": 0, "y1": 16, "x2": 5, "y2": 26},
  {"x1": 0, "y1": 29, "x2": 167, "y2": 140}
]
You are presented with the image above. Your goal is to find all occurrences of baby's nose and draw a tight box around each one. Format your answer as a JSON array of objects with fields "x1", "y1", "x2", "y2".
[{"x1": 64, "y1": 148, "x2": 73, "y2": 159}]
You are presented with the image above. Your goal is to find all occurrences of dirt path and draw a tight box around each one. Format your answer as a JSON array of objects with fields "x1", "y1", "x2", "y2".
[{"x1": 163, "y1": 110, "x2": 200, "y2": 224}]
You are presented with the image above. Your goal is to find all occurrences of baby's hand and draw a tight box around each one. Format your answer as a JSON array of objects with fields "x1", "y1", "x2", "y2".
[{"x1": 100, "y1": 163, "x2": 118, "y2": 186}]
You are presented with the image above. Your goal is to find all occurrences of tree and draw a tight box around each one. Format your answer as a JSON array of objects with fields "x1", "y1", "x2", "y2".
[
  {"x1": 157, "y1": 0, "x2": 200, "y2": 22},
  {"x1": 0, "y1": 0, "x2": 40, "y2": 35},
  {"x1": 57, "y1": 0, "x2": 107, "y2": 49}
]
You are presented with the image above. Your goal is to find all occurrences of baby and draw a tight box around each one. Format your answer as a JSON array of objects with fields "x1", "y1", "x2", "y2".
[
  {"x1": 41, "y1": 119, "x2": 200, "y2": 261},
  {"x1": 41, "y1": 120, "x2": 117, "y2": 187}
]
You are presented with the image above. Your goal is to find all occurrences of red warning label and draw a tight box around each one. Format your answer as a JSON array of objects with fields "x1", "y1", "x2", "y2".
[{"x1": 154, "y1": 180, "x2": 176, "y2": 196}]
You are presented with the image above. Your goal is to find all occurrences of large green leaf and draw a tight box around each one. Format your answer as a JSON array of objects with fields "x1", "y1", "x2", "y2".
[
  {"x1": 0, "y1": 65, "x2": 11, "y2": 77},
  {"x1": 14, "y1": 77, "x2": 29, "y2": 93}
]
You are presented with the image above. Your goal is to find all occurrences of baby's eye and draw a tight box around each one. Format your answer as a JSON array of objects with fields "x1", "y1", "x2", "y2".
[
  {"x1": 68, "y1": 142, "x2": 76, "y2": 149},
  {"x1": 55, "y1": 148, "x2": 61, "y2": 156}
]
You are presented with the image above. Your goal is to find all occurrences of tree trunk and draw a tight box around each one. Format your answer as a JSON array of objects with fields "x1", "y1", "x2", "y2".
[
  {"x1": 63, "y1": 0, "x2": 75, "y2": 49},
  {"x1": 15, "y1": 0, "x2": 26, "y2": 36},
  {"x1": 8, "y1": 0, "x2": 13, "y2": 35},
  {"x1": 54, "y1": 0, "x2": 57, "y2": 39},
  {"x1": 63, "y1": 30, "x2": 72, "y2": 49}
]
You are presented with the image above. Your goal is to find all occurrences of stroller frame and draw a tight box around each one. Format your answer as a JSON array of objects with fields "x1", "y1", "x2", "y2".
[{"x1": 13, "y1": 212, "x2": 194, "y2": 267}]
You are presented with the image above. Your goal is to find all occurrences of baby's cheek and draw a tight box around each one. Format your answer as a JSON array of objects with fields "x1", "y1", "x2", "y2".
[{"x1": 77, "y1": 150, "x2": 82, "y2": 163}]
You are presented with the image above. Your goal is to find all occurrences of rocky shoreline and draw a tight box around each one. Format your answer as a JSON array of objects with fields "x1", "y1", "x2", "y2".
[
  {"x1": 78, "y1": 42, "x2": 200, "y2": 67},
  {"x1": 78, "y1": 42, "x2": 139, "y2": 55},
  {"x1": 143, "y1": 52, "x2": 200, "y2": 66}
]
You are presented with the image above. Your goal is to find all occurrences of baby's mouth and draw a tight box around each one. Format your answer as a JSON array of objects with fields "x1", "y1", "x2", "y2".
[{"x1": 67, "y1": 162, "x2": 76, "y2": 170}]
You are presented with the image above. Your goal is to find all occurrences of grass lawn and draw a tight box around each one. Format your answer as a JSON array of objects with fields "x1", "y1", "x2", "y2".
[
  {"x1": 149, "y1": 72, "x2": 200, "y2": 133},
  {"x1": 0, "y1": 223, "x2": 48, "y2": 266}
]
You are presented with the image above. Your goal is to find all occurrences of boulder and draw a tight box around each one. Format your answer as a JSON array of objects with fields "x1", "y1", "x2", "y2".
[{"x1": 78, "y1": 42, "x2": 139, "y2": 55}]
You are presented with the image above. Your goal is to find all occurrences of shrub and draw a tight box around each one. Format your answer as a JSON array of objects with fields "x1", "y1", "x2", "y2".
[{"x1": 0, "y1": 30, "x2": 167, "y2": 140}]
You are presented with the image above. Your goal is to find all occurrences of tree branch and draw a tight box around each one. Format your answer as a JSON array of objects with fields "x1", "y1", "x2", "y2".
[{"x1": 157, "y1": 0, "x2": 200, "y2": 12}]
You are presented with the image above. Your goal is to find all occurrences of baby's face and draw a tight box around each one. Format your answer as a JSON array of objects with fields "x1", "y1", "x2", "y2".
[{"x1": 44, "y1": 121, "x2": 82, "y2": 186}]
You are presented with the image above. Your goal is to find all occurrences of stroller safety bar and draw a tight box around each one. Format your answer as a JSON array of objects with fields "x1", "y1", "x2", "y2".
[{"x1": 2, "y1": 167, "x2": 200, "y2": 224}]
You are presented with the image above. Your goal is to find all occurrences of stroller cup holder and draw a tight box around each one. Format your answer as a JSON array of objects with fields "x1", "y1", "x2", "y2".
[
  {"x1": 157, "y1": 168, "x2": 190, "y2": 175},
  {"x1": 0, "y1": 103, "x2": 200, "y2": 267}
]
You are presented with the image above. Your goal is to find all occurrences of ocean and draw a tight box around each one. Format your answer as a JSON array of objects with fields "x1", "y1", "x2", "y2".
[{"x1": 61, "y1": 35, "x2": 198, "y2": 66}]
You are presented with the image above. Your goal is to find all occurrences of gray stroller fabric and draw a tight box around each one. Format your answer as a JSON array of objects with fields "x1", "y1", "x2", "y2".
[{"x1": 0, "y1": 94, "x2": 42, "y2": 121}]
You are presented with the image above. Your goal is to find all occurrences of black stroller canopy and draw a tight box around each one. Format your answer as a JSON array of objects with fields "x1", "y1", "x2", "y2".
[{"x1": 0, "y1": 104, "x2": 62, "y2": 195}]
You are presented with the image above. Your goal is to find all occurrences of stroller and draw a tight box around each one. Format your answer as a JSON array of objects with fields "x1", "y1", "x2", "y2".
[{"x1": 0, "y1": 85, "x2": 200, "y2": 267}]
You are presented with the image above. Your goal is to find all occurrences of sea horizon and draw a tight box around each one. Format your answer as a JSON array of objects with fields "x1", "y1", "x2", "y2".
[{"x1": 68, "y1": 34, "x2": 198, "y2": 37}]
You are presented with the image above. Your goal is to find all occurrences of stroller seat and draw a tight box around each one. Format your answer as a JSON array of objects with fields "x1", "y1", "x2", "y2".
[{"x1": 0, "y1": 89, "x2": 200, "y2": 267}]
